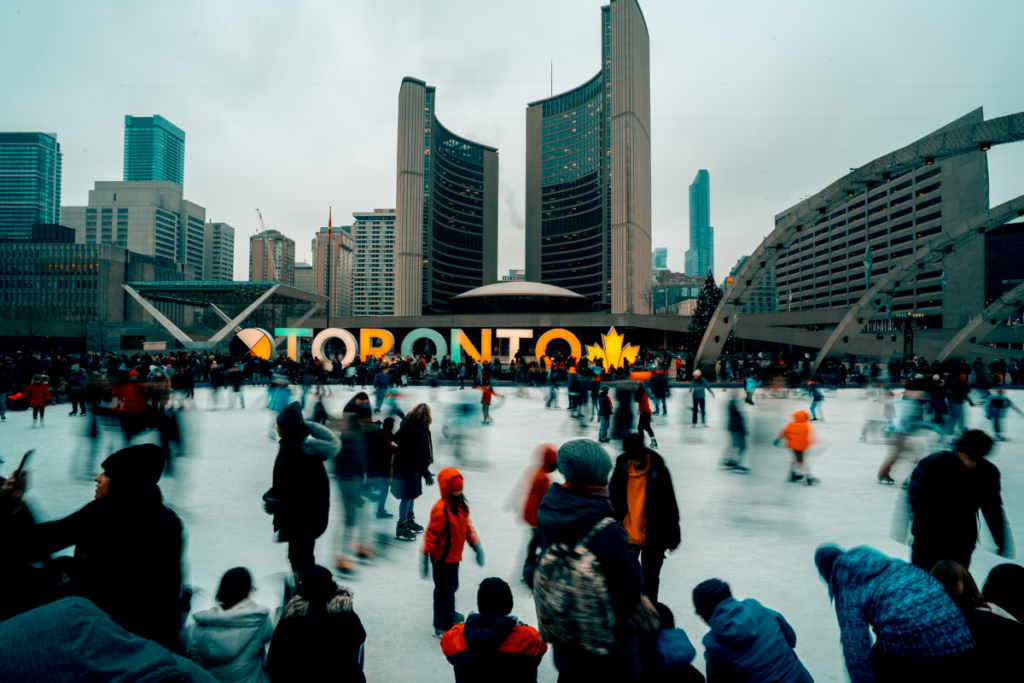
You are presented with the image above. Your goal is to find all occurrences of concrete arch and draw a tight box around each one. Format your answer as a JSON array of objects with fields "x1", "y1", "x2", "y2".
[
  {"x1": 936, "y1": 281, "x2": 1024, "y2": 363},
  {"x1": 693, "y1": 111, "x2": 1024, "y2": 375},
  {"x1": 809, "y1": 195, "x2": 1024, "y2": 376}
]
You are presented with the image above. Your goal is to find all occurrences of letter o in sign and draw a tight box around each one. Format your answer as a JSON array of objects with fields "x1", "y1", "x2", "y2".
[{"x1": 311, "y1": 328, "x2": 359, "y2": 372}]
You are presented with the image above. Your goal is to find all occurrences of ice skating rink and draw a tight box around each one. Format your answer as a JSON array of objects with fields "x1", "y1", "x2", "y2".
[{"x1": 6, "y1": 384, "x2": 1022, "y2": 682}]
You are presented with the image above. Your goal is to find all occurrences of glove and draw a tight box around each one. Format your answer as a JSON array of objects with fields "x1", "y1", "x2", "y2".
[
  {"x1": 475, "y1": 545, "x2": 485, "y2": 567},
  {"x1": 421, "y1": 553, "x2": 430, "y2": 579},
  {"x1": 262, "y1": 491, "x2": 282, "y2": 515},
  {"x1": 773, "y1": 438, "x2": 781, "y2": 447},
  {"x1": 425, "y1": 473, "x2": 435, "y2": 487}
]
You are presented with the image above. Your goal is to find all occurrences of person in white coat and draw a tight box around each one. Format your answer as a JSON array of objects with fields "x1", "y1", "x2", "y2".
[{"x1": 187, "y1": 568, "x2": 274, "y2": 683}]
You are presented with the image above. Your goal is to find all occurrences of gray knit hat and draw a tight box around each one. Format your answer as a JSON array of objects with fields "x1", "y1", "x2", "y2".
[{"x1": 557, "y1": 439, "x2": 612, "y2": 486}]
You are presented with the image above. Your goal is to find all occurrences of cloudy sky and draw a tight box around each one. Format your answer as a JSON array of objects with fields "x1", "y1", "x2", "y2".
[{"x1": 3, "y1": 0, "x2": 1022, "y2": 281}]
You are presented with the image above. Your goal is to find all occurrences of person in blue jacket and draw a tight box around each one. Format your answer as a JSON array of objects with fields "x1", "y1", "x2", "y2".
[{"x1": 692, "y1": 578, "x2": 813, "y2": 682}]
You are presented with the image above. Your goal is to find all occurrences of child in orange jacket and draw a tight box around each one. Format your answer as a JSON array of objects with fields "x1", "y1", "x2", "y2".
[
  {"x1": 776, "y1": 410, "x2": 817, "y2": 485},
  {"x1": 422, "y1": 467, "x2": 483, "y2": 636}
]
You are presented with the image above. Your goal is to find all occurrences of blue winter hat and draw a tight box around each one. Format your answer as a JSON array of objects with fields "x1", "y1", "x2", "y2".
[{"x1": 557, "y1": 439, "x2": 612, "y2": 486}]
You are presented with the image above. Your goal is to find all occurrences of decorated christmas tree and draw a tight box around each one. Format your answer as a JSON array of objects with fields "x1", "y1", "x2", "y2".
[{"x1": 685, "y1": 271, "x2": 736, "y2": 354}]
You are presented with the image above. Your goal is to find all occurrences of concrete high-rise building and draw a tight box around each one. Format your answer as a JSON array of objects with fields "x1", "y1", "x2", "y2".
[
  {"x1": 352, "y1": 209, "x2": 396, "y2": 316},
  {"x1": 395, "y1": 78, "x2": 499, "y2": 315},
  {"x1": 294, "y1": 262, "x2": 314, "y2": 291},
  {"x1": 311, "y1": 226, "x2": 355, "y2": 317},
  {"x1": 652, "y1": 247, "x2": 668, "y2": 272},
  {"x1": 64, "y1": 181, "x2": 207, "y2": 278},
  {"x1": 0, "y1": 132, "x2": 62, "y2": 240},
  {"x1": 124, "y1": 115, "x2": 185, "y2": 186},
  {"x1": 501, "y1": 269, "x2": 526, "y2": 281},
  {"x1": 203, "y1": 221, "x2": 234, "y2": 281},
  {"x1": 525, "y1": 0, "x2": 651, "y2": 314},
  {"x1": 652, "y1": 270, "x2": 704, "y2": 313},
  {"x1": 685, "y1": 170, "x2": 713, "y2": 277},
  {"x1": 249, "y1": 229, "x2": 295, "y2": 285},
  {"x1": 727, "y1": 256, "x2": 775, "y2": 314}
]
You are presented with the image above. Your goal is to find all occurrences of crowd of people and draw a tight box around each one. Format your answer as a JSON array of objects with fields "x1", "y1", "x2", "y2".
[{"x1": 0, "y1": 341, "x2": 1022, "y2": 682}]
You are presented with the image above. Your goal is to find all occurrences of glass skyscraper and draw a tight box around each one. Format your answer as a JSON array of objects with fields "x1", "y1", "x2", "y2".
[
  {"x1": 0, "y1": 132, "x2": 62, "y2": 240},
  {"x1": 685, "y1": 169, "x2": 714, "y2": 277},
  {"x1": 525, "y1": 0, "x2": 651, "y2": 314},
  {"x1": 652, "y1": 247, "x2": 668, "y2": 271},
  {"x1": 123, "y1": 115, "x2": 186, "y2": 186}
]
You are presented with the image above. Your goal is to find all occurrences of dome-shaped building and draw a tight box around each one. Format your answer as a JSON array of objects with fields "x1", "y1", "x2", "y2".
[{"x1": 448, "y1": 281, "x2": 591, "y2": 314}]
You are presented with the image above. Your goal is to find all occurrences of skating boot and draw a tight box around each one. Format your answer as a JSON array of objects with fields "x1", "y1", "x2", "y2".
[
  {"x1": 789, "y1": 471, "x2": 805, "y2": 483},
  {"x1": 649, "y1": 438, "x2": 659, "y2": 448},
  {"x1": 333, "y1": 554, "x2": 357, "y2": 575},
  {"x1": 454, "y1": 611, "x2": 465, "y2": 624},
  {"x1": 434, "y1": 627, "x2": 447, "y2": 638},
  {"x1": 395, "y1": 522, "x2": 416, "y2": 542},
  {"x1": 354, "y1": 543, "x2": 376, "y2": 561},
  {"x1": 806, "y1": 475, "x2": 819, "y2": 486},
  {"x1": 878, "y1": 476, "x2": 895, "y2": 485},
  {"x1": 407, "y1": 514, "x2": 424, "y2": 533}
]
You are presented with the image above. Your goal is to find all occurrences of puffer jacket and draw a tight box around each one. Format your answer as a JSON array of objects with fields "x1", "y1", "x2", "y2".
[
  {"x1": 187, "y1": 599, "x2": 273, "y2": 683},
  {"x1": 267, "y1": 587, "x2": 365, "y2": 683},
  {"x1": 828, "y1": 547, "x2": 975, "y2": 683},
  {"x1": 609, "y1": 448, "x2": 681, "y2": 551},
  {"x1": 69, "y1": 370, "x2": 90, "y2": 392},
  {"x1": 423, "y1": 467, "x2": 479, "y2": 563},
  {"x1": 441, "y1": 613, "x2": 548, "y2": 683},
  {"x1": 266, "y1": 422, "x2": 338, "y2": 542},
  {"x1": 779, "y1": 411, "x2": 813, "y2": 451},
  {"x1": 702, "y1": 597, "x2": 812, "y2": 682},
  {"x1": 390, "y1": 419, "x2": 433, "y2": 501}
]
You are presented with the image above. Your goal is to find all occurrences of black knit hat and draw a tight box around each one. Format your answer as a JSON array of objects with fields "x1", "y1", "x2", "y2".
[
  {"x1": 477, "y1": 577, "x2": 513, "y2": 616},
  {"x1": 692, "y1": 578, "x2": 732, "y2": 621},
  {"x1": 954, "y1": 430, "x2": 994, "y2": 459},
  {"x1": 815, "y1": 545, "x2": 843, "y2": 584},
  {"x1": 276, "y1": 401, "x2": 306, "y2": 428},
  {"x1": 101, "y1": 444, "x2": 166, "y2": 488}
]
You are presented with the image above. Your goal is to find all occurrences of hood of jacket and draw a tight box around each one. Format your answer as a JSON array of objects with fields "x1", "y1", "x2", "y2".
[
  {"x1": 191, "y1": 599, "x2": 270, "y2": 663},
  {"x1": 791, "y1": 410, "x2": 808, "y2": 423},
  {"x1": 830, "y1": 546, "x2": 892, "y2": 596},
  {"x1": 614, "y1": 447, "x2": 667, "y2": 473},
  {"x1": 282, "y1": 586, "x2": 355, "y2": 620},
  {"x1": 464, "y1": 613, "x2": 517, "y2": 651},
  {"x1": 706, "y1": 597, "x2": 759, "y2": 648},
  {"x1": 536, "y1": 444, "x2": 558, "y2": 471},
  {"x1": 536, "y1": 483, "x2": 613, "y2": 544},
  {"x1": 301, "y1": 421, "x2": 341, "y2": 461},
  {"x1": 437, "y1": 467, "x2": 464, "y2": 503},
  {"x1": 654, "y1": 628, "x2": 697, "y2": 668}
]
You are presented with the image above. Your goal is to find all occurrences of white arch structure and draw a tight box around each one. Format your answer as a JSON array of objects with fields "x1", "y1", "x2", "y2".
[
  {"x1": 693, "y1": 111, "x2": 1024, "y2": 375},
  {"x1": 936, "y1": 281, "x2": 1024, "y2": 363}
]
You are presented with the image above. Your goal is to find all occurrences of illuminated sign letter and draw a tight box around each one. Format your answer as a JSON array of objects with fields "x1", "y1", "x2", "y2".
[
  {"x1": 534, "y1": 328, "x2": 582, "y2": 368},
  {"x1": 360, "y1": 328, "x2": 394, "y2": 361},
  {"x1": 311, "y1": 328, "x2": 359, "y2": 371},
  {"x1": 400, "y1": 328, "x2": 449, "y2": 359},
  {"x1": 275, "y1": 328, "x2": 312, "y2": 362},
  {"x1": 450, "y1": 329, "x2": 491, "y2": 364},
  {"x1": 496, "y1": 329, "x2": 533, "y2": 359},
  {"x1": 585, "y1": 326, "x2": 639, "y2": 370}
]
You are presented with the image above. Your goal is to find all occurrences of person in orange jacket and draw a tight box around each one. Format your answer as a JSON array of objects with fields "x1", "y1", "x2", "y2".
[
  {"x1": 25, "y1": 375, "x2": 51, "y2": 427},
  {"x1": 479, "y1": 383, "x2": 502, "y2": 425},
  {"x1": 441, "y1": 577, "x2": 548, "y2": 682},
  {"x1": 521, "y1": 444, "x2": 557, "y2": 583},
  {"x1": 775, "y1": 410, "x2": 817, "y2": 485},
  {"x1": 422, "y1": 467, "x2": 484, "y2": 637}
]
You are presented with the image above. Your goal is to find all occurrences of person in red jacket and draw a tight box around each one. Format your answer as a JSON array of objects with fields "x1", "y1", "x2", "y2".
[
  {"x1": 635, "y1": 380, "x2": 658, "y2": 448},
  {"x1": 441, "y1": 577, "x2": 547, "y2": 683},
  {"x1": 521, "y1": 444, "x2": 557, "y2": 582},
  {"x1": 422, "y1": 467, "x2": 484, "y2": 637},
  {"x1": 25, "y1": 375, "x2": 51, "y2": 427},
  {"x1": 479, "y1": 384, "x2": 502, "y2": 425}
]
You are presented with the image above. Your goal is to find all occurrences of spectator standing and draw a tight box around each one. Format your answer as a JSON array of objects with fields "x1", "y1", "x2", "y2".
[
  {"x1": 609, "y1": 434, "x2": 681, "y2": 601},
  {"x1": 422, "y1": 467, "x2": 483, "y2": 636},
  {"x1": 186, "y1": 568, "x2": 273, "y2": 683},
  {"x1": 441, "y1": 577, "x2": 548, "y2": 682},
  {"x1": 692, "y1": 579, "x2": 812, "y2": 682},
  {"x1": 906, "y1": 430, "x2": 1013, "y2": 570}
]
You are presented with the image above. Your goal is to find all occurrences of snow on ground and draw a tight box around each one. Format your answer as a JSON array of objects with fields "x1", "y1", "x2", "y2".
[{"x1": 4, "y1": 384, "x2": 1023, "y2": 682}]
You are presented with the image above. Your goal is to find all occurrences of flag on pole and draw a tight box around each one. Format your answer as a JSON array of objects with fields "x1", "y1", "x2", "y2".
[{"x1": 328, "y1": 207, "x2": 332, "y2": 235}]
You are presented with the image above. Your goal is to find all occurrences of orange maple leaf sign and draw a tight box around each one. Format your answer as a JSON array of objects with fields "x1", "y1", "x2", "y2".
[{"x1": 586, "y1": 326, "x2": 640, "y2": 370}]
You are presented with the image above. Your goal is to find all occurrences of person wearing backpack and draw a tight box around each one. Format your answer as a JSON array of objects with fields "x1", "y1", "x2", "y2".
[
  {"x1": 422, "y1": 467, "x2": 484, "y2": 637},
  {"x1": 533, "y1": 439, "x2": 651, "y2": 682}
]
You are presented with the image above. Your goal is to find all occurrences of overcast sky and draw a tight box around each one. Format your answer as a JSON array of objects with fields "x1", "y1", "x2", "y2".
[{"x1": 3, "y1": 0, "x2": 1022, "y2": 281}]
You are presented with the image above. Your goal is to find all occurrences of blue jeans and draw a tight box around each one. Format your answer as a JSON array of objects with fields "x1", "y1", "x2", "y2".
[
  {"x1": 692, "y1": 397, "x2": 706, "y2": 424},
  {"x1": 599, "y1": 415, "x2": 610, "y2": 441},
  {"x1": 374, "y1": 476, "x2": 390, "y2": 515},
  {"x1": 399, "y1": 498, "x2": 414, "y2": 523},
  {"x1": 654, "y1": 397, "x2": 667, "y2": 414},
  {"x1": 810, "y1": 400, "x2": 823, "y2": 420}
]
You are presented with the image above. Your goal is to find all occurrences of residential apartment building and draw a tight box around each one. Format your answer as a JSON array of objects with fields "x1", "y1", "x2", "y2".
[
  {"x1": 249, "y1": 229, "x2": 295, "y2": 285},
  {"x1": 773, "y1": 109, "x2": 989, "y2": 329},
  {"x1": 352, "y1": 209, "x2": 396, "y2": 316},
  {"x1": 652, "y1": 247, "x2": 668, "y2": 272},
  {"x1": 64, "y1": 181, "x2": 207, "y2": 278},
  {"x1": 294, "y1": 261, "x2": 314, "y2": 291},
  {"x1": 311, "y1": 226, "x2": 355, "y2": 317},
  {"x1": 123, "y1": 115, "x2": 185, "y2": 186},
  {"x1": 525, "y1": 0, "x2": 652, "y2": 314},
  {"x1": 0, "y1": 132, "x2": 62, "y2": 240},
  {"x1": 727, "y1": 255, "x2": 776, "y2": 314},
  {"x1": 203, "y1": 221, "x2": 234, "y2": 281},
  {"x1": 395, "y1": 78, "x2": 498, "y2": 314}
]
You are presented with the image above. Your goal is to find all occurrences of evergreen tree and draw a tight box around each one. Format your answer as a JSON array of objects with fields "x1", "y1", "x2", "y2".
[{"x1": 685, "y1": 271, "x2": 736, "y2": 354}]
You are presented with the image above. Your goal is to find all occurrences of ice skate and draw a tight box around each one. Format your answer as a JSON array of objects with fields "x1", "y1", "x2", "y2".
[
  {"x1": 407, "y1": 514, "x2": 424, "y2": 533},
  {"x1": 878, "y1": 476, "x2": 895, "y2": 485},
  {"x1": 395, "y1": 523, "x2": 416, "y2": 541}
]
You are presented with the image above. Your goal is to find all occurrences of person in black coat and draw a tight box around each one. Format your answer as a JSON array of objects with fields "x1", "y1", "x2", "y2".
[
  {"x1": 267, "y1": 564, "x2": 366, "y2": 683},
  {"x1": 610, "y1": 434, "x2": 681, "y2": 602},
  {"x1": 29, "y1": 444, "x2": 185, "y2": 651},
  {"x1": 390, "y1": 403, "x2": 435, "y2": 541},
  {"x1": 263, "y1": 402, "x2": 333, "y2": 573},
  {"x1": 907, "y1": 429, "x2": 1014, "y2": 571}
]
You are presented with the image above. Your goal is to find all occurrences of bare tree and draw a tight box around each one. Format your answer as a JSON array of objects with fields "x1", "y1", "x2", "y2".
[
  {"x1": 639, "y1": 283, "x2": 657, "y2": 315},
  {"x1": 8, "y1": 305, "x2": 49, "y2": 351},
  {"x1": 87, "y1": 313, "x2": 120, "y2": 355}
]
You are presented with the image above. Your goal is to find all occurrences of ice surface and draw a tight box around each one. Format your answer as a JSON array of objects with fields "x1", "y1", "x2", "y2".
[{"x1": 5, "y1": 385, "x2": 1023, "y2": 682}]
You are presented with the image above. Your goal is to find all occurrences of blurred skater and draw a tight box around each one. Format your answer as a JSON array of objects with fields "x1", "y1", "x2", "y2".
[
  {"x1": 723, "y1": 393, "x2": 749, "y2": 472},
  {"x1": 776, "y1": 410, "x2": 817, "y2": 485},
  {"x1": 480, "y1": 383, "x2": 502, "y2": 425},
  {"x1": 634, "y1": 379, "x2": 657, "y2": 448},
  {"x1": 986, "y1": 388, "x2": 1022, "y2": 441},
  {"x1": 391, "y1": 404, "x2": 436, "y2": 541},
  {"x1": 597, "y1": 385, "x2": 613, "y2": 443},
  {"x1": 807, "y1": 381, "x2": 824, "y2": 422},
  {"x1": 520, "y1": 444, "x2": 557, "y2": 583},
  {"x1": 421, "y1": 467, "x2": 483, "y2": 636},
  {"x1": 332, "y1": 394, "x2": 373, "y2": 574},
  {"x1": 369, "y1": 417, "x2": 397, "y2": 519}
]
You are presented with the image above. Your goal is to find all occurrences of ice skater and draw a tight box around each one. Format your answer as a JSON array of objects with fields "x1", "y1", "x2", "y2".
[
  {"x1": 421, "y1": 467, "x2": 484, "y2": 637},
  {"x1": 807, "y1": 381, "x2": 824, "y2": 421},
  {"x1": 520, "y1": 444, "x2": 557, "y2": 583},
  {"x1": 479, "y1": 383, "x2": 502, "y2": 425},
  {"x1": 724, "y1": 393, "x2": 749, "y2": 472},
  {"x1": 634, "y1": 379, "x2": 657, "y2": 448},
  {"x1": 689, "y1": 370, "x2": 714, "y2": 427},
  {"x1": 986, "y1": 388, "x2": 1021, "y2": 441},
  {"x1": 776, "y1": 410, "x2": 817, "y2": 485}
]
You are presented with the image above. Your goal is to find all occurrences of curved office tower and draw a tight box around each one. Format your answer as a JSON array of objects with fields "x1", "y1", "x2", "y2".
[
  {"x1": 395, "y1": 78, "x2": 498, "y2": 315},
  {"x1": 525, "y1": 0, "x2": 651, "y2": 313}
]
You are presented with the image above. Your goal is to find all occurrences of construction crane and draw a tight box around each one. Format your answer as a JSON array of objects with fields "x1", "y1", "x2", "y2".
[{"x1": 255, "y1": 208, "x2": 277, "y2": 281}]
